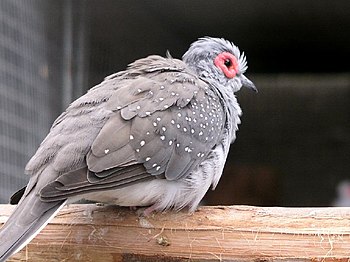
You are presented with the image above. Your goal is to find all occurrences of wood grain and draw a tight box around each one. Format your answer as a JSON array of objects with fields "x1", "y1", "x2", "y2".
[{"x1": 1, "y1": 204, "x2": 350, "y2": 261}]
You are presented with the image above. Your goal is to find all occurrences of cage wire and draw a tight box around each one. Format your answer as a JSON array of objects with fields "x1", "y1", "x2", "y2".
[
  {"x1": 0, "y1": 0, "x2": 87, "y2": 203},
  {"x1": 0, "y1": 0, "x2": 52, "y2": 202}
]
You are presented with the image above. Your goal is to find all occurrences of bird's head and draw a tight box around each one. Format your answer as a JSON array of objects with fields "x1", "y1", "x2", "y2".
[{"x1": 182, "y1": 37, "x2": 257, "y2": 93}]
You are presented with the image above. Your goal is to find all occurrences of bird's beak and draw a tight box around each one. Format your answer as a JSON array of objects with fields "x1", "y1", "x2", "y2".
[{"x1": 241, "y1": 75, "x2": 257, "y2": 92}]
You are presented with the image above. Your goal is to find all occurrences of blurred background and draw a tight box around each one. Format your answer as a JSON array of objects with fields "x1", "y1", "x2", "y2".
[{"x1": 0, "y1": 0, "x2": 349, "y2": 206}]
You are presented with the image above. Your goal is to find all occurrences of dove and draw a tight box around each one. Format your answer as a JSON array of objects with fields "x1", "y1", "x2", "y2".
[{"x1": 0, "y1": 37, "x2": 256, "y2": 261}]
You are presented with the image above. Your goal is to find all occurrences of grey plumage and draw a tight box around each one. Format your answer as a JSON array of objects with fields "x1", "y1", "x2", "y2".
[{"x1": 0, "y1": 37, "x2": 256, "y2": 261}]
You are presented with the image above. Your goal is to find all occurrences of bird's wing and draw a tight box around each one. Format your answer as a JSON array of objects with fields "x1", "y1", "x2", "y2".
[
  {"x1": 88, "y1": 72, "x2": 225, "y2": 180},
  {"x1": 38, "y1": 55, "x2": 226, "y2": 200}
]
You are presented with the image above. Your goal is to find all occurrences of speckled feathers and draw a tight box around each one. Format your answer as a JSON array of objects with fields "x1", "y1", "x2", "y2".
[{"x1": 88, "y1": 55, "x2": 225, "y2": 181}]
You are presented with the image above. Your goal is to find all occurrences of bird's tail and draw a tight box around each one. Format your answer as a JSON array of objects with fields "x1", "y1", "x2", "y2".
[{"x1": 0, "y1": 193, "x2": 66, "y2": 261}]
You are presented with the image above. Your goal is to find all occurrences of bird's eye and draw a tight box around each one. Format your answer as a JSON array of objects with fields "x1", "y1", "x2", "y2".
[
  {"x1": 214, "y1": 52, "x2": 238, "y2": 79},
  {"x1": 224, "y1": 59, "x2": 232, "y2": 67}
]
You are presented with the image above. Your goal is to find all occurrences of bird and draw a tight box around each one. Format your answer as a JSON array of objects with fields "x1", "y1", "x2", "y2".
[{"x1": 0, "y1": 37, "x2": 256, "y2": 261}]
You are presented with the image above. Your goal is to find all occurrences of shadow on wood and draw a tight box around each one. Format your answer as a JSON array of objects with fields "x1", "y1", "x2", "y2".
[{"x1": 1, "y1": 204, "x2": 350, "y2": 261}]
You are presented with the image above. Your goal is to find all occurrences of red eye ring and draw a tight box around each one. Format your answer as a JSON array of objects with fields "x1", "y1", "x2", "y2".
[{"x1": 214, "y1": 52, "x2": 238, "y2": 78}]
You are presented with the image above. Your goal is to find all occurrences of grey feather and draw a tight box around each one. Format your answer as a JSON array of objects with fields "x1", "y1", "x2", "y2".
[
  {"x1": 9, "y1": 187, "x2": 26, "y2": 205},
  {"x1": 0, "y1": 37, "x2": 256, "y2": 260},
  {"x1": 0, "y1": 165, "x2": 66, "y2": 261},
  {"x1": 40, "y1": 166, "x2": 152, "y2": 201}
]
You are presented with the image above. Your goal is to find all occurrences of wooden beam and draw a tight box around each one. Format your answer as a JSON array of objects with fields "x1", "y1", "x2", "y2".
[{"x1": 1, "y1": 204, "x2": 350, "y2": 261}]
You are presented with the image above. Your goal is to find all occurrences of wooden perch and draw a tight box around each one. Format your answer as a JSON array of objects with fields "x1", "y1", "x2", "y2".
[{"x1": 1, "y1": 204, "x2": 350, "y2": 261}]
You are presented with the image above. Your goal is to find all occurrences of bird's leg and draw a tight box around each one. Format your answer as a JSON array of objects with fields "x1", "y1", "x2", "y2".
[
  {"x1": 129, "y1": 206, "x2": 137, "y2": 211},
  {"x1": 142, "y1": 205, "x2": 158, "y2": 217},
  {"x1": 127, "y1": 205, "x2": 157, "y2": 216},
  {"x1": 133, "y1": 204, "x2": 159, "y2": 217}
]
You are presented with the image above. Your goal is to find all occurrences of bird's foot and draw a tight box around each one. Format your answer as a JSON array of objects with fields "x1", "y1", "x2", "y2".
[
  {"x1": 131, "y1": 205, "x2": 158, "y2": 217},
  {"x1": 142, "y1": 205, "x2": 158, "y2": 217}
]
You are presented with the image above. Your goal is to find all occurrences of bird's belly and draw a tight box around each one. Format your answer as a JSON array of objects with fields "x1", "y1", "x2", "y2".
[{"x1": 79, "y1": 179, "x2": 187, "y2": 209}]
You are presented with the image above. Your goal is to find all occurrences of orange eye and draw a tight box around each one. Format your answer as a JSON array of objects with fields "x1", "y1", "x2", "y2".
[{"x1": 214, "y1": 52, "x2": 238, "y2": 78}]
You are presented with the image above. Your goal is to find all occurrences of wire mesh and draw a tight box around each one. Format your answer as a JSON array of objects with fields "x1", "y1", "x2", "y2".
[{"x1": 0, "y1": 0, "x2": 56, "y2": 203}]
